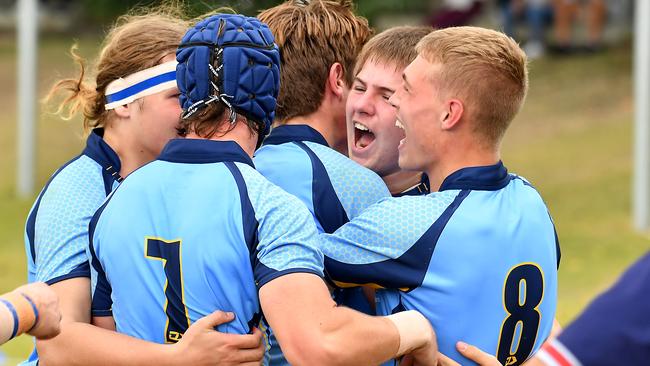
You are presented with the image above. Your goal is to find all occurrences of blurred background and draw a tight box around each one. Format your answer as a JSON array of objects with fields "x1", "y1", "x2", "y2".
[{"x1": 0, "y1": 0, "x2": 646, "y2": 364}]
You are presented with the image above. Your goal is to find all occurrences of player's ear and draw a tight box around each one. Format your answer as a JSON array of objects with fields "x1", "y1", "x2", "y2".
[
  {"x1": 327, "y1": 62, "x2": 346, "y2": 100},
  {"x1": 440, "y1": 99, "x2": 463, "y2": 130},
  {"x1": 112, "y1": 104, "x2": 131, "y2": 119}
]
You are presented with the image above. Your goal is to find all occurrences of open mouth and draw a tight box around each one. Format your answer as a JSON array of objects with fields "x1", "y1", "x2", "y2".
[
  {"x1": 395, "y1": 119, "x2": 406, "y2": 147},
  {"x1": 354, "y1": 122, "x2": 375, "y2": 149}
]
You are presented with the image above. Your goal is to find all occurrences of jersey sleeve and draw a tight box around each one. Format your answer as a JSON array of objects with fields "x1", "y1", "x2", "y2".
[
  {"x1": 236, "y1": 163, "x2": 325, "y2": 288},
  {"x1": 550, "y1": 252, "x2": 650, "y2": 366},
  {"x1": 305, "y1": 141, "x2": 391, "y2": 220},
  {"x1": 32, "y1": 157, "x2": 106, "y2": 284},
  {"x1": 320, "y1": 190, "x2": 465, "y2": 291},
  {"x1": 254, "y1": 143, "x2": 324, "y2": 232}
]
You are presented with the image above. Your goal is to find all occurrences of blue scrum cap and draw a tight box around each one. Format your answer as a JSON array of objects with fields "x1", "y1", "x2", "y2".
[{"x1": 176, "y1": 14, "x2": 280, "y2": 136}]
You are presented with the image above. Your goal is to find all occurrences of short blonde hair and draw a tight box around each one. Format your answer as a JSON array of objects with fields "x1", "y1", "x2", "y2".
[
  {"x1": 354, "y1": 25, "x2": 433, "y2": 76},
  {"x1": 258, "y1": 0, "x2": 371, "y2": 122},
  {"x1": 416, "y1": 26, "x2": 528, "y2": 145}
]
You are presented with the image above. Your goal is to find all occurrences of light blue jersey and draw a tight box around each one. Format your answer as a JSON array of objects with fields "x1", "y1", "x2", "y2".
[
  {"x1": 21, "y1": 129, "x2": 122, "y2": 366},
  {"x1": 255, "y1": 125, "x2": 390, "y2": 234},
  {"x1": 322, "y1": 162, "x2": 560, "y2": 366},
  {"x1": 254, "y1": 125, "x2": 390, "y2": 365},
  {"x1": 88, "y1": 139, "x2": 324, "y2": 347}
]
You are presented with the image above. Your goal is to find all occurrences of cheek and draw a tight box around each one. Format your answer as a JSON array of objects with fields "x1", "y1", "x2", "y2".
[
  {"x1": 161, "y1": 103, "x2": 181, "y2": 125},
  {"x1": 377, "y1": 108, "x2": 402, "y2": 139}
]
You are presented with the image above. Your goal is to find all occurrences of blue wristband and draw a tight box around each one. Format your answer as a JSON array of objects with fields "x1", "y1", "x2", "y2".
[
  {"x1": 0, "y1": 298, "x2": 19, "y2": 339},
  {"x1": 20, "y1": 293, "x2": 39, "y2": 331}
]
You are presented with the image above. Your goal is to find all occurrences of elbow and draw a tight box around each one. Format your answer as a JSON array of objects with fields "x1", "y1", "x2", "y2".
[{"x1": 36, "y1": 341, "x2": 67, "y2": 366}]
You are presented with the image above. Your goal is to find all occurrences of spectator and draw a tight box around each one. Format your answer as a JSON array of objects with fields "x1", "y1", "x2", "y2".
[
  {"x1": 552, "y1": 0, "x2": 606, "y2": 53},
  {"x1": 427, "y1": 0, "x2": 485, "y2": 29},
  {"x1": 500, "y1": 0, "x2": 552, "y2": 59}
]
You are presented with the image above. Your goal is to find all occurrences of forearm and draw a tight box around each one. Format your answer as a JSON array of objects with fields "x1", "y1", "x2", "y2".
[
  {"x1": 37, "y1": 278, "x2": 178, "y2": 366},
  {"x1": 37, "y1": 321, "x2": 176, "y2": 366},
  {"x1": 262, "y1": 273, "x2": 434, "y2": 366},
  {"x1": 307, "y1": 305, "x2": 401, "y2": 366},
  {"x1": 0, "y1": 290, "x2": 37, "y2": 344}
]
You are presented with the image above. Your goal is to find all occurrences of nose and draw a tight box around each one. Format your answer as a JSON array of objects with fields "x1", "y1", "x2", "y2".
[{"x1": 353, "y1": 90, "x2": 375, "y2": 116}]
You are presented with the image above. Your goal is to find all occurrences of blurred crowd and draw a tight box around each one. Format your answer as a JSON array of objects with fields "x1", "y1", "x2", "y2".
[{"x1": 428, "y1": 0, "x2": 628, "y2": 59}]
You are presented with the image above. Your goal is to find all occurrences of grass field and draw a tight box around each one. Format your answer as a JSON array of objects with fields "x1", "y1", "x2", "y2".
[{"x1": 0, "y1": 33, "x2": 648, "y2": 363}]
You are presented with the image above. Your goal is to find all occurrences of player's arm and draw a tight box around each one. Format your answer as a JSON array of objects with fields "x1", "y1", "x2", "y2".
[
  {"x1": 0, "y1": 282, "x2": 60, "y2": 345},
  {"x1": 37, "y1": 277, "x2": 264, "y2": 366},
  {"x1": 251, "y1": 184, "x2": 436, "y2": 365},
  {"x1": 319, "y1": 196, "x2": 442, "y2": 290},
  {"x1": 260, "y1": 272, "x2": 437, "y2": 366}
]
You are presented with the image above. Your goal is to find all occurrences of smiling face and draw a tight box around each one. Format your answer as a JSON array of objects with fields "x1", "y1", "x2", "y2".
[
  {"x1": 390, "y1": 55, "x2": 446, "y2": 174},
  {"x1": 346, "y1": 61, "x2": 405, "y2": 177}
]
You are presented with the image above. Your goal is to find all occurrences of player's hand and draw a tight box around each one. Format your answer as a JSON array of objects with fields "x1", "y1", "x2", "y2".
[
  {"x1": 173, "y1": 310, "x2": 265, "y2": 365},
  {"x1": 17, "y1": 282, "x2": 61, "y2": 340},
  {"x1": 399, "y1": 326, "x2": 438, "y2": 366},
  {"x1": 436, "y1": 342, "x2": 502, "y2": 366}
]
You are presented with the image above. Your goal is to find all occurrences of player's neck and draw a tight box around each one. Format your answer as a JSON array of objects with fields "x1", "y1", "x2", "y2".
[
  {"x1": 426, "y1": 149, "x2": 500, "y2": 192},
  {"x1": 185, "y1": 120, "x2": 257, "y2": 158},
  {"x1": 281, "y1": 97, "x2": 347, "y2": 154},
  {"x1": 103, "y1": 124, "x2": 155, "y2": 178},
  {"x1": 382, "y1": 170, "x2": 423, "y2": 196}
]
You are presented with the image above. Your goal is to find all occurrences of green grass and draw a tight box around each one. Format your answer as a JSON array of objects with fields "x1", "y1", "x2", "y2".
[
  {"x1": 0, "y1": 34, "x2": 647, "y2": 362},
  {"x1": 0, "y1": 34, "x2": 97, "y2": 364},
  {"x1": 501, "y1": 43, "x2": 650, "y2": 321}
]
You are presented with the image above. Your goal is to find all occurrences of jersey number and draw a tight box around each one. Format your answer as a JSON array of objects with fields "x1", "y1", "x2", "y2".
[
  {"x1": 497, "y1": 263, "x2": 544, "y2": 366},
  {"x1": 145, "y1": 238, "x2": 190, "y2": 343}
]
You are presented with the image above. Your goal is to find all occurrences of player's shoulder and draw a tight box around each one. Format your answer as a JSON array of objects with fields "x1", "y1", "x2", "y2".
[
  {"x1": 304, "y1": 142, "x2": 388, "y2": 190},
  {"x1": 237, "y1": 162, "x2": 300, "y2": 199},
  {"x1": 235, "y1": 161, "x2": 316, "y2": 217},
  {"x1": 47, "y1": 154, "x2": 102, "y2": 188},
  {"x1": 254, "y1": 141, "x2": 313, "y2": 174},
  {"x1": 507, "y1": 173, "x2": 542, "y2": 194},
  {"x1": 506, "y1": 173, "x2": 550, "y2": 208},
  {"x1": 357, "y1": 191, "x2": 462, "y2": 230},
  {"x1": 40, "y1": 154, "x2": 105, "y2": 207},
  {"x1": 308, "y1": 142, "x2": 381, "y2": 176},
  {"x1": 255, "y1": 140, "x2": 308, "y2": 161}
]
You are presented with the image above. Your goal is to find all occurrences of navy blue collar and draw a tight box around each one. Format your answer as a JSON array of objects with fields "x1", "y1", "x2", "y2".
[
  {"x1": 83, "y1": 129, "x2": 123, "y2": 182},
  {"x1": 439, "y1": 161, "x2": 511, "y2": 191},
  {"x1": 261, "y1": 124, "x2": 329, "y2": 147},
  {"x1": 158, "y1": 139, "x2": 254, "y2": 168}
]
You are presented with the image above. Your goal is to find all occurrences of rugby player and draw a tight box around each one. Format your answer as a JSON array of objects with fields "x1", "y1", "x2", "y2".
[
  {"x1": 441, "y1": 251, "x2": 650, "y2": 366},
  {"x1": 88, "y1": 13, "x2": 438, "y2": 366},
  {"x1": 346, "y1": 25, "x2": 432, "y2": 197},
  {"x1": 321, "y1": 27, "x2": 561, "y2": 366},
  {"x1": 23, "y1": 5, "x2": 263, "y2": 365},
  {"x1": 254, "y1": 3, "x2": 391, "y2": 360}
]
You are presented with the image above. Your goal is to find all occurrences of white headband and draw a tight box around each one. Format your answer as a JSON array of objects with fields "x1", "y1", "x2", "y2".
[{"x1": 104, "y1": 61, "x2": 178, "y2": 110}]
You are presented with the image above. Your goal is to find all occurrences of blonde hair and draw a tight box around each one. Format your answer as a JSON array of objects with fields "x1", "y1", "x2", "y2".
[
  {"x1": 416, "y1": 26, "x2": 528, "y2": 145},
  {"x1": 258, "y1": 0, "x2": 371, "y2": 122},
  {"x1": 46, "y1": 3, "x2": 191, "y2": 132},
  {"x1": 353, "y1": 25, "x2": 433, "y2": 76}
]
